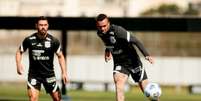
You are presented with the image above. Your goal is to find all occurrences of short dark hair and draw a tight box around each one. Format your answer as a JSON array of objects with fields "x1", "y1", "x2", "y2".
[
  {"x1": 36, "y1": 16, "x2": 48, "y2": 24},
  {"x1": 96, "y1": 14, "x2": 109, "y2": 21}
]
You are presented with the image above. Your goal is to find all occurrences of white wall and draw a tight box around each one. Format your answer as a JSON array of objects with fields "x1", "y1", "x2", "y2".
[{"x1": 0, "y1": 55, "x2": 201, "y2": 86}]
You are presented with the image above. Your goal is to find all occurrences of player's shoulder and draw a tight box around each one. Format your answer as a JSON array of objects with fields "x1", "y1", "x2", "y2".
[
  {"x1": 111, "y1": 24, "x2": 127, "y2": 33},
  {"x1": 111, "y1": 24, "x2": 127, "y2": 37},
  {"x1": 111, "y1": 24, "x2": 125, "y2": 30},
  {"x1": 24, "y1": 33, "x2": 37, "y2": 41},
  {"x1": 46, "y1": 33, "x2": 59, "y2": 43}
]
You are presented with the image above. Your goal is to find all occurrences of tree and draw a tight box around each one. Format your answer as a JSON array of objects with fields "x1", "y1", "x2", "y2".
[
  {"x1": 140, "y1": 3, "x2": 199, "y2": 17},
  {"x1": 183, "y1": 3, "x2": 199, "y2": 16}
]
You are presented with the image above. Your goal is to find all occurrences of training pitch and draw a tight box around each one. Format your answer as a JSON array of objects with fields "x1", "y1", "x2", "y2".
[{"x1": 0, "y1": 83, "x2": 201, "y2": 101}]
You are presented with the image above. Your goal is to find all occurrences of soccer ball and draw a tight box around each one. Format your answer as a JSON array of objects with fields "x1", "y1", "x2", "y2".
[{"x1": 144, "y1": 83, "x2": 162, "y2": 101}]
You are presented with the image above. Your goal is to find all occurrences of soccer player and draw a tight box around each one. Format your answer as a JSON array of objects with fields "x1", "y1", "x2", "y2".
[
  {"x1": 15, "y1": 16, "x2": 69, "y2": 101},
  {"x1": 95, "y1": 14, "x2": 158, "y2": 101}
]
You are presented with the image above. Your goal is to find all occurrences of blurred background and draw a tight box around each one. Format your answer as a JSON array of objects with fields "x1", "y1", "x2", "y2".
[{"x1": 0, "y1": 0, "x2": 201, "y2": 101}]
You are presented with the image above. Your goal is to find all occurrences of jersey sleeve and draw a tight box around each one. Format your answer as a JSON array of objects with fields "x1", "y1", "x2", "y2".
[
  {"x1": 115, "y1": 26, "x2": 150, "y2": 57},
  {"x1": 115, "y1": 26, "x2": 128, "y2": 41},
  {"x1": 19, "y1": 38, "x2": 29, "y2": 53},
  {"x1": 53, "y1": 38, "x2": 62, "y2": 54},
  {"x1": 129, "y1": 34, "x2": 150, "y2": 57}
]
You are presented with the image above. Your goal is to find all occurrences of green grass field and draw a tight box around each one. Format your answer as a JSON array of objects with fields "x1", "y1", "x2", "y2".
[{"x1": 0, "y1": 83, "x2": 201, "y2": 101}]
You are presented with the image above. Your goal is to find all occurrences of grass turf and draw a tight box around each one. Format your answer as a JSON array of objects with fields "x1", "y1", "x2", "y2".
[{"x1": 0, "y1": 83, "x2": 201, "y2": 101}]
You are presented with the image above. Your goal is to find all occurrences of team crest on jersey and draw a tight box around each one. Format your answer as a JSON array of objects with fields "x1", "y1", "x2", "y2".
[
  {"x1": 110, "y1": 36, "x2": 116, "y2": 44},
  {"x1": 45, "y1": 41, "x2": 51, "y2": 48},
  {"x1": 109, "y1": 31, "x2": 114, "y2": 35}
]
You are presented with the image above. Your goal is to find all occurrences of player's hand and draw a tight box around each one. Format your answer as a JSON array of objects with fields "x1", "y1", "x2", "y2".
[
  {"x1": 105, "y1": 51, "x2": 112, "y2": 62},
  {"x1": 145, "y1": 56, "x2": 154, "y2": 64},
  {"x1": 62, "y1": 74, "x2": 69, "y2": 84},
  {"x1": 17, "y1": 64, "x2": 24, "y2": 75},
  {"x1": 105, "y1": 56, "x2": 112, "y2": 62}
]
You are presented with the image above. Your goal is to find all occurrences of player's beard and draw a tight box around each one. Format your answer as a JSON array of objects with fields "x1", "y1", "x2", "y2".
[{"x1": 38, "y1": 29, "x2": 47, "y2": 39}]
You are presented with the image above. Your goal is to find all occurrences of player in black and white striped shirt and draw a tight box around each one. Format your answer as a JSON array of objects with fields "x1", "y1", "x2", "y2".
[
  {"x1": 16, "y1": 16, "x2": 69, "y2": 101},
  {"x1": 96, "y1": 14, "x2": 157, "y2": 101}
]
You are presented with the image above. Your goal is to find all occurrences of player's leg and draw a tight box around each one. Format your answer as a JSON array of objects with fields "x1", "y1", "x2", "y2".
[
  {"x1": 130, "y1": 66, "x2": 160, "y2": 101},
  {"x1": 50, "y1": 91, "x2": 61, "y2": 101},
  {"x1": 43, "y1": 76, "x2": 61, "y2": 101},
  {"x1": 138, "y1": 79, "x2": 149, "y2": 93},
  {"x1": 139, "y1": 80, "x2": 160, "y2": 101},
  {"x1": 27, "y1": 88, "x2": 40, "y2": 101},
  {"x1": 27, "y1": 77, "x2": 41, "y2": 101},
  {"x1": 113, "y1": 72, "x2": 128, "y2": 101}
]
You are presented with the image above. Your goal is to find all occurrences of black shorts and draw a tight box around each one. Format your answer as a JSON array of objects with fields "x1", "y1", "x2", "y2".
[
  {"x1": 27, "y1": 76, "x2": 60, "y2": 93},
  {"x1": 113, "y1": 64, "x2": 148, "y2": 82}
]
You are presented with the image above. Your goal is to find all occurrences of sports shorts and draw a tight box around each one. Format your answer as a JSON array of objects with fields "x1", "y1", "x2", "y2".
[
  {"x1": 27, "y1": 76, "x2": 60, "y2": 93},
  {"x1": 113, "y1": 64, "x2": 148, "y2": 82}
]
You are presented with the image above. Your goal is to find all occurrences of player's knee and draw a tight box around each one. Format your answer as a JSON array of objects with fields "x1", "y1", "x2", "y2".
[
  {"x1": 51, "y1": 94, "x2": 61, "y2": 101},
  {"x1": 116, "y1": 80, "x2": 125, "y2": 87},
  {"x1": 51, "y1": 91, "x2": 61, "y2": 101},
  {"x1": 28, "y1": 92, "x2": 38, "y2": 101},
  {"x1": 53, "y1": 96, "x2": 61, "y2": 101},
  {"x1": 29, "y1": 95, "x2": 38, "y2": 101}
]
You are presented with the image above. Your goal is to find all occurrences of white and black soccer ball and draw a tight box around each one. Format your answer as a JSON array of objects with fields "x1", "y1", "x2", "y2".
[{"x1": 144, "y1": 83, "x2": 162, "y2": 101}]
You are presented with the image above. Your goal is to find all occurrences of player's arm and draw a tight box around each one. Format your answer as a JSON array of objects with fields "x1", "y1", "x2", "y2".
[
  {"x1": 129, "y1": 34, "x2": 154, "y2": 64},
  {"x1": 16, "y1": 38, "x2": 29, "y2": 75},
  {"x1": 97, "y1": 32, "x2": 113, "y2": 62},
  {"x1": 145, "y1": 56, "x2": 154, "y2": 64},
  {"x1": 16, "y1": 49, "x2": 24, "y2": 75},
  {"x1": 56, "y1": 51, "x2": 69, "y2": 84},
  {"x1": 116, "y1": 26, "x2": 154, "y2": 64},
  {"x1": 105, "y1": 48, "x2": 112, "y2": 62},
  {"x1": 54, "y1": 38, "x2": 69, "y2": 84}
]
